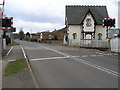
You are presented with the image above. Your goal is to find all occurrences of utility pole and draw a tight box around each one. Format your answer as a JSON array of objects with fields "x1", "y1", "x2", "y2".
[
  {"x1": 2, "y1": 0, "x2": 6, "y2": 50},
  {"x1": 0, "y1": 1, "x2": 3, "y2": 56},
  {"x1": 0, "y1": 1, "x2": 4, "y2": 89}
]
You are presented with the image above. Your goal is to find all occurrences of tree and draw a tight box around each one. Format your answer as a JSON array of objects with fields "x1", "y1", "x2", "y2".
[
  {"x1": 26, "y1": 32, "x2": 30, "y2": 37},
  {"x1": 52, "y1": 34, "x2": 58, "y2": 40},
  {"x1": 25, "y1": 32, "x2": 30, "y2": 40},
  {"x1": 19, "y1": 28, "x2": 25, "y2": 40}
]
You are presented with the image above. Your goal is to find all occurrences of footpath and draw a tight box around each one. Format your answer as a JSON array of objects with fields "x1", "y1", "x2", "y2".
[{"x1": 2, "y1": 45, "x2": 35, "y2": 88}]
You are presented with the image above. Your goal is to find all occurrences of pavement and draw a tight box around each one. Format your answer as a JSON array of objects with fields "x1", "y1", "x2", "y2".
[
  {"x1": 17, "y1": 40, "x2": 119, "y2": 88},
  {"x1": 2, "y1": 45, "x2": 35, "y2": 88}
]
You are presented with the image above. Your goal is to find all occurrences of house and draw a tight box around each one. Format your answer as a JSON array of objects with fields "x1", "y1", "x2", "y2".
[
  {"x1": 65, "y1": 5, "x2": 109, "y2": 45},
  {"x1": 40, "y1": 31, "x2": 53, "y2": 40},
  {"x1": 52, "y1": 27, "x2": 67, "y2": 40},
  {"x1": 30, "y1": 33, "x2": 40, "y2": 41}
]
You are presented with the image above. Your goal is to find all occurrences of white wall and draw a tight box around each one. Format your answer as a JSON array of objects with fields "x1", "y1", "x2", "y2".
[
  {"x1": 68, "y1": 25, "x2": 82, "y2": 41},
  {"x1": 68, "y1": 25, "x2": 106, "y2": 41},
  {"x1": 95, "y1": 25, "x2": 106, "y2": 40},
  {"x1": 83, "y1": 14, "x2": 95, "y2": 32}
]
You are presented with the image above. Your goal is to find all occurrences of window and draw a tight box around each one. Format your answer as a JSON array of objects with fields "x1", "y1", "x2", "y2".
[
  {"x1": 98, "y1": 33, "x2": 102, "y2": 40},
  {"x1": 86, "y1": 18, "x2": 92, "y2": 27},
  {"x1": 73, "y1": 33, "x2": 77, "y2": 39}
]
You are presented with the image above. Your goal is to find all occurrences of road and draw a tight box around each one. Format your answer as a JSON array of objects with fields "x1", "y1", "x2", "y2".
[{"x1": 17, "y1": 40, "x2": 119, "y2": 88}]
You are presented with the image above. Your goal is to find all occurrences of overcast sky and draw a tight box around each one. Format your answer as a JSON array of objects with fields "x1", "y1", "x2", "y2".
[{"x1": 0, "y1": 0, "x2": 119, "y2": 33}]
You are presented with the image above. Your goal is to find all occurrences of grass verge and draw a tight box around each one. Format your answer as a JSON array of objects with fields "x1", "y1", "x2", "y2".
[
  {"x1": 11, "y1": 41, "x2": 20, "y2": 45},
  {"x1": 79, "y1": 46, "x2": 109, "y2": 51},
  {"x1": 8, "y1": 41, "x2": 20, "y2": 46},
  {"x1": 3, "y1": 58, "x2": 28, "y2": 77},
  {"x1": 70, "y1": 45, "x2": 109, "y2": 51}
]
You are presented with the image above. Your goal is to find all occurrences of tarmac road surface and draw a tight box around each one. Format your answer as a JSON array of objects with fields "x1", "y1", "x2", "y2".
[{"x1": 17, "y1": 40, "x2": 119, "y2": 88}]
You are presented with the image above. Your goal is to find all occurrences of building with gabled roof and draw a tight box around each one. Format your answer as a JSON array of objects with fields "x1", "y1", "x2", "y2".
[{"x1": 65, "y1": 5, "x2": 109, "y2": 45}]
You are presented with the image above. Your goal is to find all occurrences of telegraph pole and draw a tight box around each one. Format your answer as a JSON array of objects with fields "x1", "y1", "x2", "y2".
[
  {"x1": 0, "y1": 1, "x2": 4, "y2": 90},
  {"x1": 1, "y1": 0, "x2": 6, "y2": 50},
  {"x1": 0, "y1": 0, "x2": 5, "y2": 56},
  {"x1": 0, "y1": 1, "x2": 3, "y2": 54}
]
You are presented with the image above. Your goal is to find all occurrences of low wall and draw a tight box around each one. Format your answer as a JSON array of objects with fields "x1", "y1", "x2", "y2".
[
  {"x1": 69, "y1": 39, "x2": 110, "y2": 48},
  {"x1": 51, "y1": 40, "x2": 63, "y2": 45},
  {"x1": 41, "y1": 40, "x2": 63, "y2": 45}
]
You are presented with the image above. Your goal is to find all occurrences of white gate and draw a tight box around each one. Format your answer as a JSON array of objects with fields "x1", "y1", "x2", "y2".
[{"x1": 110, "y1": 38, "x2": 120, "y2": 52}]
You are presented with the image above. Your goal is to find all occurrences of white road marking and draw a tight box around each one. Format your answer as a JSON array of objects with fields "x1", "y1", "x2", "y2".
[
  {"x1": 20, "y1": 45, "x2": 27, "y2": 59},
  {"x1": 95, "y1": 52, "x2": 104, "y2": 55},
  {"x1": 107, "y1": 54, "x2": 112, "y2": 56},
  {"x1": 97, "y1": 55, "x2": 103, "y2": 56},
  {"x1": 40, "y1": 45, "x2": 70, "y2": 57},
  {"x1": 39, "y1": 44, "x2": 119, "y2": 77},
  {"x1": 0, "y1": 60, "x2": 16, "y2": 63},
  {"x1": 0, "y1": 61, "x2": 3, "y2": 63},
  {"x1": 114, "y1": 54, "x2": 118, "y2": 56},
  {"x1": 20, "y1": 45, "x2": 40, "y2": 88},
  {"x1": 8, "y1": 60, "x2": 16, "y2": 62},
  {"x1": 5, "y1": 46, "x2": 14, "y2": 57},
  {"x1": 81, "y1": 55, "x2": 88, "y2": 57},
  {"x1": 103, "y1": 54, "x2": 107, "y2": 55},
  {"x1": 74, "y1": 57, "x2": 119, "y2": 77},
  {"x1": 30, "y1": 56, "x2": 79, "y2": 61},
  {"x1": 91, "y1": 55, "x2": 97, "y2": 57}
]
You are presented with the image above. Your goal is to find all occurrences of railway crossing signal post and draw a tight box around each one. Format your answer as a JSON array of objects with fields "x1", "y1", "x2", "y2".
[
  {"x1": 0, "y1": 17, "x2": 14, "y2": 49},
  {"x1": 102, "y1": 18, "x2": 115, "y2": 38}
]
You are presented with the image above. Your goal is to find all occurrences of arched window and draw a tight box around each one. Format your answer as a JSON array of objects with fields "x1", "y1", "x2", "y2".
[
  {"x1": 98, "y1": 33, "x2": 102, "y2": 40},
  {"x1": 73, "y1": 33, "x2": 77, "y2": 39}
]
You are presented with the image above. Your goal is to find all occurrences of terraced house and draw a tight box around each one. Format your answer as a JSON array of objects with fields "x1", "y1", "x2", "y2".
[{"x1": 65, "y1": 5, "x2": 109, "y2": 46}]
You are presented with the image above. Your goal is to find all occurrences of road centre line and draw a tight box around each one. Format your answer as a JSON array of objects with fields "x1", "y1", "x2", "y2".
[
  {"x1": 39, "y1": 44, "x2": 119, "y2": 77},
  {"x1": 30, "y1": 56, "x2": 79, "y2": 61},
  {"x1": 40, "y1": 45, "x2": 70, "y2": 57},
  {"x1": 73, "y1": 57, "x2": 119, "y2": 77}
]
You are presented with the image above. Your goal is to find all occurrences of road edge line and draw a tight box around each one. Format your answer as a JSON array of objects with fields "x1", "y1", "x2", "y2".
[
  {"x1": 20, "y1": 45, "x2": 39, "y2": 88},
  {"x1": 5, "y1": 46, "x2": 14, "y2": 57}
]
